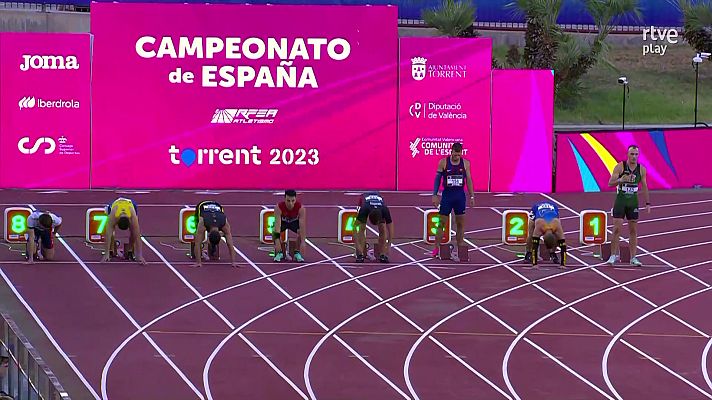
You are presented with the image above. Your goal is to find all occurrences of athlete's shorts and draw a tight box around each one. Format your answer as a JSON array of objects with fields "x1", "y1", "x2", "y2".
[
  {"x1": 105, "y1": 199, "x2": 138, "y2": 215},
  {"x1": 612, "y1": 197, "x2": 639, "y2": 221},
  {"x1": 356, "y1": 205, "x2": 393, "y2": 225},
  {"x1": 32, "y1": 227, "x2": 53, "y2": 249},
  {"x1": 280, "y1": 219, "x2": 300, "y2": 233},
  {"x1": 537, "y1": 218, "x2": 560, "y2": 233},
  {"x1": 201, "y1": 211, "x2": 226, "y2": 230},
  {"x1": 439, "y1": 190, "x2": 466, "y2": 216}
]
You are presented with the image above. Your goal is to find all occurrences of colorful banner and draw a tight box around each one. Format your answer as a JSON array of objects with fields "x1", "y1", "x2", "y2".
[
  {"x1": 89, "y1": 3, "x2": 398, "y2": 189},
  {"x1": 396, "y1": 37, "x2": 492, "y2": 191},
  {"x1": 490, "y1": 69, "x2": 554, "y2": 192},
  {"x1": 555, "y1": 128, "x2": 712, "y2": 192},
  {"x1": 0, "y1": 32, "x2": 92, "y2": 189}
]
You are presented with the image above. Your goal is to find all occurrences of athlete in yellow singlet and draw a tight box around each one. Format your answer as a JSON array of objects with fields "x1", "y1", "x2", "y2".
[{"x1": 101, "y1": 198, "x2": 146, "y2": 265}]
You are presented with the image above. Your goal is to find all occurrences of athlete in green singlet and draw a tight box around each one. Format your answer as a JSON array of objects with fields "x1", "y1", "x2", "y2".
[{"x1": 607, "y1": 145, "x2": 651, "y2": 266}]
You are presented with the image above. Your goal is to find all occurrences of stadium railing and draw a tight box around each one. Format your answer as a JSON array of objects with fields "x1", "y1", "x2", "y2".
[{"x1": 0, "y1": 313, "x2": 69, "y2": 400}]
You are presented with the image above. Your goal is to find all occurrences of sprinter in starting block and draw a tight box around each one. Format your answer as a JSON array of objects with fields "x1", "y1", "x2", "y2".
[
  {"x1": 524, "y1": 225, "x2": 559, "y2": 264},
  {"x1": 101, "y1": 198, "x2": 146, "y2": 265},
  {"x1": 192, "y1": 200, "x2": 238, "y2": 267},
  {"x1": 353, "y1": 192, "x2": 394, "y2": 263},
  {"x1": 526, "y1": 201, "x2": 567, "y2": 267},
  {"x1": 273, "y1": 190, "x2": 306, "y2": 262},
  {"x1": 26, "y1": 209, "x2": 62, "y2": 263}
]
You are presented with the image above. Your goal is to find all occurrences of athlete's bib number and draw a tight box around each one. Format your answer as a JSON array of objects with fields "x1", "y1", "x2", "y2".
[
  {"x1": 622, "y1": 185, "x2": 639, "y2": 194},
  {"x1": 204, "y1": 204, "x2": 221, "y2": 212},
  {"x1": 447, "y1": 175, "x2": 464, "y2": 187}
]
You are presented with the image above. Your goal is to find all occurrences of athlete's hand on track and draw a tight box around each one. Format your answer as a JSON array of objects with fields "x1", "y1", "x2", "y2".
[
  {"x1": 432, "y1": 195, "x2": 440, "y2": 208},
  {"x1": 231, "y1": 261, "x2": 239, "y2": 268},
  {"x1": 100, "y1": 254, "x2": 110, "y2": 263},
  {"x1": 191, "y1": 262, "x2": 201, "y2": 268},
  {"x1": 646, "y1": 204, "x2": 651, "y2": 214},
  {"x1": 137, "y1": 256, "x2": 147, "y2": 265}
]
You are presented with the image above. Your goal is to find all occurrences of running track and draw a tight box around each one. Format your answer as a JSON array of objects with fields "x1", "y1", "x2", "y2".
[{"x1": 1, "y1": 189, "x2": 711, "y2": 399}]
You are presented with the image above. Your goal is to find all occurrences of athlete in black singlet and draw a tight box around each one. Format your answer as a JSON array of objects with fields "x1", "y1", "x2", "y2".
[{"x1": 193, "y1": 200, "x2": 238, "y2": 267}]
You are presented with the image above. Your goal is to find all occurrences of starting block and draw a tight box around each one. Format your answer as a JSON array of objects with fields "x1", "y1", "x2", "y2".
[
  {"x1": 539, "y1": 242, "x2": 553, "y2": 260},
  {"x1": 438, "y1": 244, "x2": 470, "y2": 262},
  {"x1": 208, "y1": 243, "x2": 220, "y2": 260},
  {"x1": 373, "y1": 243, "x2": 382, "y2": 259},
  {"x1": 190, "y1": 241, "x2": 220, "y2": 261},
  {"x1": 275, "y1": 229, "x2": 298, "y2": 260},
  {"x1": 108, "y1": 240, "x2": 136, "y2": 261},
  {"x1": 599, "y1": 243, "x2": 630, "y2": 263},
  {"x1": 365, "y1": 242, "x2": 384, "y2": 259},
  {"x1": 280, "y1": 240, "x2": 298, "y2": 257}
]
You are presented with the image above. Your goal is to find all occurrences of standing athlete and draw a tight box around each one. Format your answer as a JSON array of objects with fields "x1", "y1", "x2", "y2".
[
  {"x1": 273, "y1": 190, "x2": 307, "y2": 262},
  {"x1": 102, "y1": 197, "x2": 146, "y2": 265},
  {"x1": 192, "y1": 200, "x2": 238, "y2": 267},
  {"x1": 607, "y1": 145, "x2": 650, "y2": 266},
  {"x1": 353, "y1": 191, "x2": 394, "y2": 263},
  {"x1": 431, "y1": 142, "x2": 475, "y2": 260}
]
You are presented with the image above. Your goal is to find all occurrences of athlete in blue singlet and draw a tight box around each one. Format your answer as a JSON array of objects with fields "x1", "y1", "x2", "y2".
[
  {"x1": 526, "y1": 201, "x2": 567, "y2": 267},
  {"x1": 431, "y1": 142, "x2": 474, "y2": 259}
]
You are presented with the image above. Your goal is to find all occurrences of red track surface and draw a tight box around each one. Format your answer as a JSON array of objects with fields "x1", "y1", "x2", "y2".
[{"x1": 1, "y1": 189, "x2": 711, "y2": 400}]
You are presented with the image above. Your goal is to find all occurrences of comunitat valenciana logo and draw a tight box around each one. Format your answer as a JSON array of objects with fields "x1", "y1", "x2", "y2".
[
  {"x1": 408, "y1": 138, "x2": 469, "y2": 158},
  {"x1": 18, "y1": 96, "x2": 80, "y2": 110},
  {"x1": 19, "y1": 55, "x2": 79, "y2": 71}
]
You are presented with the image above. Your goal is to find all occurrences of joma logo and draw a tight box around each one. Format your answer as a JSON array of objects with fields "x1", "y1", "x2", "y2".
[{"x1": 20, "y1": 55, "x2": 79, "y2": 71}]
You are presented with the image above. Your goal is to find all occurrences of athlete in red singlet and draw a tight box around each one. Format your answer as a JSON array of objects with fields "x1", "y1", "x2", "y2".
[{"x1": 273, "y1": 189, "x2": 307, "y2": 262}]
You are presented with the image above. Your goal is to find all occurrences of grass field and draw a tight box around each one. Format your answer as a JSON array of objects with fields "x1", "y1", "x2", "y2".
[{"x1": 494, "y1": 42, "x2": 712, "y2": 126}]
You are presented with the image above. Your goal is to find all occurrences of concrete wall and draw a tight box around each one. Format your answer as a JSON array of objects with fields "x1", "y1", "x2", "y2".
[{"x1": 0, "y1": 9, "x2": 89, "y2": 32}]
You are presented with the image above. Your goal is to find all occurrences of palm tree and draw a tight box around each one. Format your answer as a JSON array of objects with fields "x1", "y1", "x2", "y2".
[
  {"x1": 506, "y1": 0, "x2": 564, "y2": 68},
  {"x1": 679, "y1": 0, "x2": 712, "y2": 53},
  {"x1": 422, "y1": 0, "x2": 477, "y2": 38},
  {"x1": 505, "y1": 0, "x2": 640, "y2": 105}
]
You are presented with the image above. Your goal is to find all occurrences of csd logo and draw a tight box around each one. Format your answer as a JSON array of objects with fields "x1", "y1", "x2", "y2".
[{"x1": 17, "y1": 137, "x2": 56, "y2": 155}]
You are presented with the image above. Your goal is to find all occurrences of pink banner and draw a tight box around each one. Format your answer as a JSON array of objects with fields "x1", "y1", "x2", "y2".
[
  {"x1": 490, "y1": 69, "x2": 554, "y2": 192},
  {"x1": 90, "y1": 3, "x2": 398, "y2": 189},
  {"x1": 555, "y1": 128, "x2": 712, "y2": 192},
  {"x1": 0, "y1": 32, "x2": 91, "y2": 189},
  {"x1": 396, "y1": 37, "x2": 492, "y2": 191}
]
